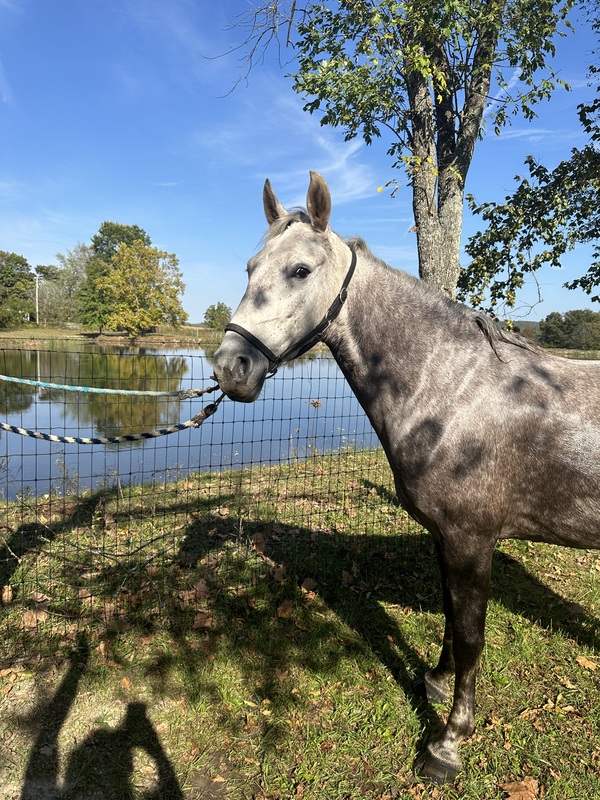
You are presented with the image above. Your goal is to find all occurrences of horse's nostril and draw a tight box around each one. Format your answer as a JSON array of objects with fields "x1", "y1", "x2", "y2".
[{"x1": 235, "y1": 356, "x2": 249, "y2": 380}]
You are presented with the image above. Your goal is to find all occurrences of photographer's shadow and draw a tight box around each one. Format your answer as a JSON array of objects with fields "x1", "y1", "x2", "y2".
[
  {"x1": 19, "y1": 637, "x2": 182, "y2": 800},
  {"x1": 62, "y1": 701, "x2": 183, "y2": 800}
]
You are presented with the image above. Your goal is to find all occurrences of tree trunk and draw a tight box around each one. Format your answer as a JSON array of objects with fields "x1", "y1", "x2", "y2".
[
  {"x1": 406, "y1": 8, "x2": 498, "y2": 300},
  {"x1": 407, "y1": 67, "x2": 464, "y2": 299}
]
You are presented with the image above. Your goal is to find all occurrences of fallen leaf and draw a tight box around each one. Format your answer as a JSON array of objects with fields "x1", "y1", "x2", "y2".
[
  {"x1": 277, "y1": 599, "x2": 294, "y2": 619},
  {"x1": 251, "y1": 532, "x2": 267, "y2": 554},
  {"x1": 193, "y1": 578, "x2": 210, "y2": 598},
  {"x1": 120, "y1": 677, "x2": 132, "y2": 692},
  {"x1": 22, "y1": 608, "x2": 48, "y2": 629},
  {"x1": 301, "y1": 577, "x2": 318, "y2": 593},
  {"x1": 178, "y1": 589, "x2": 196, "y2": 607},
  {"x1": 576, "y1": 654, "x2": 597, "y2": 671},
  {"x1": 1, "y1": 585, "x2": 13, "y2": 604},
  {"x1": 558, "y1": 676, "x2": 577, "y2": 689},
  {"x1": 499, "y1": 776, "x2": 539, "y2": 800},
  {"x1": 193, "y1": 611, "x2": 213, "y2": 629},
  {"x1": 179, "y1": 550, "x2": 196, "y2": 566}
]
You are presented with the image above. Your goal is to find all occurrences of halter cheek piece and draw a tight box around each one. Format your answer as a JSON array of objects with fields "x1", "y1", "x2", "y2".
[{"x1": 224, "y1": 249, "x2": 357, "y2": 376}]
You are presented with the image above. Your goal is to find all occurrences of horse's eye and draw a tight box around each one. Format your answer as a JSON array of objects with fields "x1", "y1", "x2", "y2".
[{"x1": 294, "y1": 265, "x2": 311, "y2": 279}]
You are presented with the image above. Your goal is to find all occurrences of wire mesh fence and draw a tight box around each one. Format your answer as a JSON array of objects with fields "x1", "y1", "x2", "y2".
[{"x1": 0, "y1": 346, "x2": 420, "y2": 661}]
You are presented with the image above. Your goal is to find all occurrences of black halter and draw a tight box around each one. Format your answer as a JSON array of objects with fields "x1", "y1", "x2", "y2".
[{"x1": 224, "y1": 248, "x2": 357, "y2": 375}]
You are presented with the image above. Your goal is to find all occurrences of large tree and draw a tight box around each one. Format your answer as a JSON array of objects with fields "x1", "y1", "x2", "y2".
[
  {"x1": 203, "y1": 302, "x2": 232, "y2": 330},
  {"x1": 460, "y1": 10, "x2": 599, "y2": 312},
  {"x1": 95, "y1": 240, "x2": 188, "y2": 338},
  {"x1": 79, "y1": 223, "x2": 153, "y2": 332},
  {"x1": 35, "y1": 245, "x2": 91, "y2": 327},
  {"x1": 0, "y1": 251, "x2": 35, "y2": 327},
  {"x1": 54, "y1": 243, "x2": 92, "y2": 323},
  {"x1": 229, "y1": 0, "x2": 574, "y2": 297}
]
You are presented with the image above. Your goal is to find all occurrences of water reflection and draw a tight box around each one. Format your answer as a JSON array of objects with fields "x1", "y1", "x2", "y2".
[
  {"x1": 0, "y1": 344, "x2": 376, "y2": 499},
  {"x1": 0, "y1": 350, "x2": 38, "y2": 415},
  {"x1": 60, "y1": 352, "x2": 189, "y2": 440}
]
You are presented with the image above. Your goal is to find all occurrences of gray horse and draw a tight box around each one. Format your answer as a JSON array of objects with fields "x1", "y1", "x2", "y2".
[{"x1": 213, "y1": 171, "x2": 600, "y2": 783}]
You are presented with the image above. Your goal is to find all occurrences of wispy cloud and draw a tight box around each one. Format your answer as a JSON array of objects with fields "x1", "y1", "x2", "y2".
[
  {"x1": 489, "y1": 124, "x2": 589, "y2": 152},
  {"x1": 187, "y1": 76, "x2": 378, "y2": 206},
  {"x1": 0, "y1": 0, "x2": 23, "y2": 13}
]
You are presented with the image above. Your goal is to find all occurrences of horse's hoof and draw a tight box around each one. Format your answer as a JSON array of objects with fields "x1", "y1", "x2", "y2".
[
  {"x1": 413, "y1": 673, "x2": 449, "y2": 705},
  {"x1": 414, "y1": 749, "x2": 460, "y2": 784}
]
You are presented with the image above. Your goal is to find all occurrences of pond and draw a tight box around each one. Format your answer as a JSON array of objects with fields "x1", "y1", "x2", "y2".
[{"x1": 0, "y1": 343, "x2": 378, "y2": 499}]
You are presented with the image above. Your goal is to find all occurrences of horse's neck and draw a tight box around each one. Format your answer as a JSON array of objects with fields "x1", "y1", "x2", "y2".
[{"x1": 325, "y1": 250, "x2": 459, "y2": 441}]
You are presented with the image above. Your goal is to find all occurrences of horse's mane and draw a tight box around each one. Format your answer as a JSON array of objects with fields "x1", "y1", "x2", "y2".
[
  {"x1": 347, "y1": 236, "x2": 541, "y2": 361},
  {"x1": 473, "y1": 313, "x2": 542, "y2": 359}
]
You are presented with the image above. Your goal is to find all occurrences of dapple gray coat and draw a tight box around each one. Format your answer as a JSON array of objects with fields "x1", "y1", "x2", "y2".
[{"x1": 214, "y1": 172, "x2": 600, "y2": 783}]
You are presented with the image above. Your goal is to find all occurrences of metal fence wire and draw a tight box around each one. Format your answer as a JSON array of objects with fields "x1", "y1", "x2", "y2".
[{"x1": 0, "y1": 347, "x2": 418, "y2": 660}]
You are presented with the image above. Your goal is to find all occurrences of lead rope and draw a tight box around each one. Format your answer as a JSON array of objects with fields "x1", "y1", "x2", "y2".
[{"x1": 0, "y1": 378, "x2": 225, "y2": 445}]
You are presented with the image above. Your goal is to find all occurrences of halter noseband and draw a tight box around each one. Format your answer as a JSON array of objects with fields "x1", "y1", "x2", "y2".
[{"x1": 224, "y1": 248, "x2": 357, "y2": 375}]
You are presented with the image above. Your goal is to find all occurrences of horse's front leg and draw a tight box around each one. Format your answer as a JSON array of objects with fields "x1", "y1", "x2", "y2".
[
  {"x1": 416, "y1": 539, "x2": 454, "y2": 704},
  {"x1": 417, "y1": 535, "x2": 496, "y2": 784}
]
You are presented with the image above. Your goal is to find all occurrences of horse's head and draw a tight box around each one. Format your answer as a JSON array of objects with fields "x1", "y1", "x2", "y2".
[{"x1": 213, "y1": 172, "x2": 354, "y2": 402}]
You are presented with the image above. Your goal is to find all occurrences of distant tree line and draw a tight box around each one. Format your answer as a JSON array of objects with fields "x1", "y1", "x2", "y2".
[
  {"x1": 0, "y1": 222, "x2": 188, "y2": 338},
  {"x1": 538, "y1": 309, "x2": 600, "y2": 350}
]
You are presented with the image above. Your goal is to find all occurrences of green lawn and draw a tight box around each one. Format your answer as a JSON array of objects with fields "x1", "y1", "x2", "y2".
[{"x1": 1, "y1": 449, "x2": 599, "y2": 799}]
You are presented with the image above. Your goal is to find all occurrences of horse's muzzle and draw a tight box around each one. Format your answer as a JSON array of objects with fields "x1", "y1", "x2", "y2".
[{"x1": 213, "y1": 335, "x2": 269, "y2": 403}]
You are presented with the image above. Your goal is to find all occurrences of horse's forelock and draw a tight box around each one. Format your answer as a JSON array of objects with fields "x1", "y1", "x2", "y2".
[{"x1": 263, "y1": 209, "x2": 310, "y2": 243}]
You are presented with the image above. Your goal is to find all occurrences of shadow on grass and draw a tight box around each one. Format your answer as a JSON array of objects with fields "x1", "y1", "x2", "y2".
[
  {"x1": 2, "y1": 477, "x2": 599, "y2": 796},
  {"x1": 17, "y1": 633, "x2": 183, "y2": 800}
]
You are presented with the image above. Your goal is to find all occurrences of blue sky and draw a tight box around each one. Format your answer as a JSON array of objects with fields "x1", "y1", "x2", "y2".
[{"x1": 0, "y1": 0, "x2": 597, "y2": 323}]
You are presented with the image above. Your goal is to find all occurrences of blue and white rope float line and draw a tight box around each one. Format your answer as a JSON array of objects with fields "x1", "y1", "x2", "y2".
[{"x1": 0, "y1": 373, "x2": 224, "y2": 445}]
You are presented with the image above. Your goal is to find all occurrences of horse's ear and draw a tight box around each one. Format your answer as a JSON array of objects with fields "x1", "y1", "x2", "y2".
[
  {"x1": 263, "y1": 179, "x2": 287, "y2": 225},
  {"x1": 306, "y1": 171, "x2": 331, "y2": 232}
]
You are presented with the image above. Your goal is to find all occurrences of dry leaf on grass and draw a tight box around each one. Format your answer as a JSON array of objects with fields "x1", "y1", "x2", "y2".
[
  {"x1": 576, "y1": 654, "x2": 597, "y2": 671},
  {"x1": 277, "y1": 599, "x2": 294, "y2": 619},
  {"x1": 193, "y1": 611, "x2": 213, "y2": 629},
  {"x1": 499, "y1": 776, "x2": 539, "y2": 800},
  {"x1": 1, "y1": 585, "x2": 13, "y2": 604},
  {"x1": 301, "y1": 577, "x2": 318, "y2": 593},
  {"x1": 251, "y1": 532, "x2": 267, "y2": 553},
  {"x1": 21, "y1": 608, "x2": 48, "y2": 629}
]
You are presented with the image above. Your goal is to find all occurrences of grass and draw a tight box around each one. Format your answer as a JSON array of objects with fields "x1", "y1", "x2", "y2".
[{"x1": 0, "y1": 448, "x2": 599, "y2": 799}]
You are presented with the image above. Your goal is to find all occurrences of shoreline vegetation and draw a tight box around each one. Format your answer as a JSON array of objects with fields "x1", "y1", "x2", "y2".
[{"x1": 0, "y1": 324, "x2": 223, "y2": 350}]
